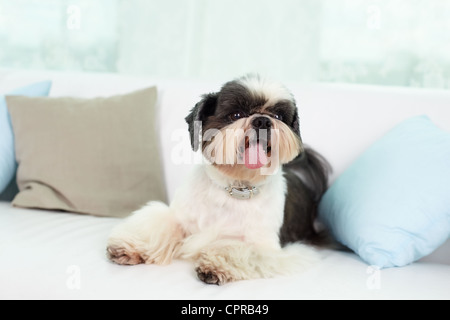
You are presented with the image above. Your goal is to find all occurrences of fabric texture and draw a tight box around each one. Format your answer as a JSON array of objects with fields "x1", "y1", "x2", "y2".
[
  {"x1": 6, "y1": 86, "x2": 167, "y2": 217},
  {"x1": 318, "y1": 115, "x2": 450, "y2": 268},
  {"x1": 0, "y1": 81, "x2": 52, "y2": 198}
]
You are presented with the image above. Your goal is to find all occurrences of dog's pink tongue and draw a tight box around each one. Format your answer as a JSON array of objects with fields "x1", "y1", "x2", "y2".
[{"x1": 244, "y1": 143, "x2": 268, "y2": 169}]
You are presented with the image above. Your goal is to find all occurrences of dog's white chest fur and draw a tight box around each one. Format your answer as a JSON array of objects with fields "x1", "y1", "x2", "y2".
[{"x1": 171, "y1": 165, "x2": 287, "y2": 248}]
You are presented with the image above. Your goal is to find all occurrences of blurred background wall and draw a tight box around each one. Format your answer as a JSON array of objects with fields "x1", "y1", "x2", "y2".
[{"x1": 0, "y1": 0, "x2": 449, "y2": 89}]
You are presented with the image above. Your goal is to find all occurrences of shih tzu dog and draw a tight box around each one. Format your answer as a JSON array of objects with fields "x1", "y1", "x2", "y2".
[{"x1": 107, "y1": 74, "x2": 330, "y2": 285}]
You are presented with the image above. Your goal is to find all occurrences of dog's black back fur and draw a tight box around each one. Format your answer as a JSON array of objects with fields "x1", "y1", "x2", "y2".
[{"x1": 280, "y1": 147, "x2": 332, "y2": 247}]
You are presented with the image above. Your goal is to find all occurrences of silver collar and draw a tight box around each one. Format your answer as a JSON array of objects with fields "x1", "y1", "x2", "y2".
[{"x1": 225, "y1": 185, "x2": 260, "y2": 200}]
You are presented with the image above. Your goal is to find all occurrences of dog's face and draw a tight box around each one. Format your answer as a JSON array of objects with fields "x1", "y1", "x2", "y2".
[{"x1": 185, "y1": 74, "x2": 303, "y2": 180}]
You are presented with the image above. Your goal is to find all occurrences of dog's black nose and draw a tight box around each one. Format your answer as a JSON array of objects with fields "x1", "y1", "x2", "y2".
[{"x1": 252, "y1": 116, "x2": 272, "y2": 130}]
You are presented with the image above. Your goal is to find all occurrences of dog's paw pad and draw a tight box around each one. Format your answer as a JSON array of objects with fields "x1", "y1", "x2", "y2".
[{"x1": 107, "y1": 245, "x2": 144, "y2": 265}]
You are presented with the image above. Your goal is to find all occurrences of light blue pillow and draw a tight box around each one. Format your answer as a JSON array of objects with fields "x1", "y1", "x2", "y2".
[
  {"x1": 0, "y1": 81, "x2": 52, "y2": 195},
  {"x1": 319, "y1": 115, "x2": 450, "y2": 268}
]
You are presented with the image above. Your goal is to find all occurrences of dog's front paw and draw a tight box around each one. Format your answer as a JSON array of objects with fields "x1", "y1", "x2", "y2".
[
  {"x1": 195, "y1": 264, "x2": 235, "y2": 285},
  {"x1": 107, "y1": 245, "x2": 144, "y2": 265},
  {"x1": 195, "y1": 266, "x2": 230, "y2": 285}
]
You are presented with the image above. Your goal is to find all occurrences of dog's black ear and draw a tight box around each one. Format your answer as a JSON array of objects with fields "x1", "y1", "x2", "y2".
[
  {"x1": 185, "y1": 93, "x2": 218, "y2": 151},
  {"x1": 291, "y1": 108, "x2": 302, "y2": 140}
]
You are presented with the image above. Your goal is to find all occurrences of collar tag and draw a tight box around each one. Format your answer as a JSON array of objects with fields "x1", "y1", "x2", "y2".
[{"x1": 225, "y1": 186, "x2": 259, "y2": 200}]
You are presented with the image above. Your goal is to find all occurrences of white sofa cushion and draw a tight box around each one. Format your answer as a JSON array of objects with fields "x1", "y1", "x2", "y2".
[{"x1": 0, "y1": 202, "x2": 449, "y2": 299}]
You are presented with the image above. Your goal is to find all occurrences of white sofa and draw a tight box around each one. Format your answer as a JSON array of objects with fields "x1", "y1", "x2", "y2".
[{"x1": 1, "y1": 70, "x2": 449, "y2": 300}]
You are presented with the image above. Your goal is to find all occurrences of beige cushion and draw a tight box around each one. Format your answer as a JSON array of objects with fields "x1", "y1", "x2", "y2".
[{"x1": 6, "y1": 86, "x2": 167, "y2": 217}]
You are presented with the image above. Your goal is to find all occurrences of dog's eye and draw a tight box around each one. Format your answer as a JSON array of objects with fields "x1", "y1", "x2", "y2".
[
  {"x1": 273, "y1": 114, "x2": 283, "y2": 121},
  {"x1": 230, "y1": 112, "x2": 243, "y2": 121}
]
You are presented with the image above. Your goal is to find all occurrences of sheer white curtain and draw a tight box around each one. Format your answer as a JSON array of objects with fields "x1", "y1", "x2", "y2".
[
  {"x1": 319, "y1": 0, "x2": 450, "y2": 89},
  {"x1": 117, "y1": 0, "x2": 320, "y2": 81},
  {"x1": 0, "y1": 0, "x2": 449, "y2": 88},
  {"x1": 0, "y1": 0, "x2": 118, "y2": 71}
]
